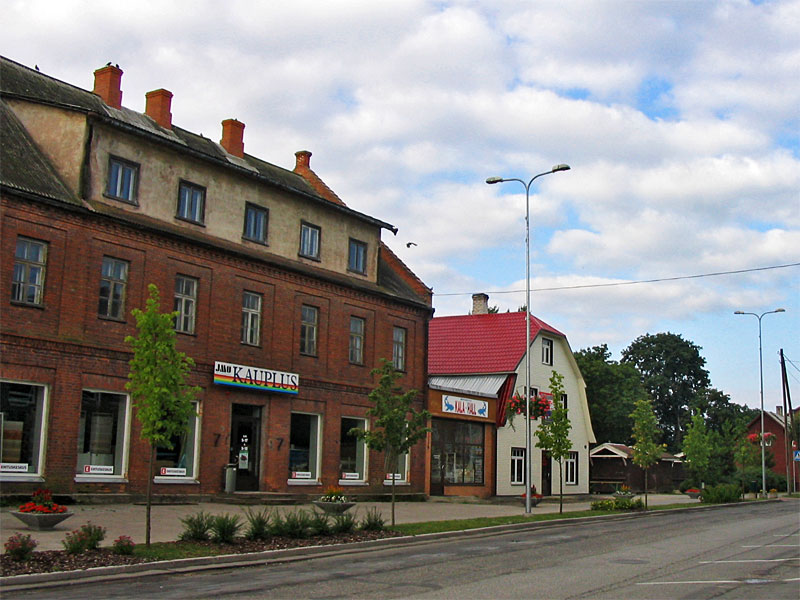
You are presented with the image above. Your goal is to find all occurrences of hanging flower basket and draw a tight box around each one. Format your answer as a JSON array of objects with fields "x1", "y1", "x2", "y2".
[{"x1": 505, "y1": 394, "x2": 551, "y2": 429}]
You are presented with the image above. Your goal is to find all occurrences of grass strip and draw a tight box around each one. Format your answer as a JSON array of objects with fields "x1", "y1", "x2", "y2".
[{"x1": 132, "y1": 541, "x2": 232, "y2": 561}]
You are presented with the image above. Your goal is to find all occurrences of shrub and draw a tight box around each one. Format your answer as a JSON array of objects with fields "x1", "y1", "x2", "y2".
[
  {"x1": 179, "y1": 511, "x2": 214, "y2": 541},
  {"x1": 243, "y1": 507, "x2": 272, "y2": 541},
  {"x1": 331, "y1": 511, "x2": 357, "y2": 534},
  {"x1": 281, "y1": 509, "x2": 313, "y2": 539},
  {"x1": 62, "y1": 522, "x2": 106, "y2": 554},
  {"x1": 210, "y1": 514, "x2": 242, "y2": 544},
  {"x1": 700, "y1": 483, "x2": 741, "y2": 504},
  {"x1": 309, "y1": 511, "x2": 332, "y2": 536},
  {"x1": 112, "y1": 535, "x2": 135, "y2": 555},
  {"x1": 360, "y1": 507, "x2": 385, "y2": 531},
  {"x1": 4, "y1": 533, "x2": 37, "y2": 561},
  {"x1": 590, "y1": 497, "x2": 644, "y2": 511}
]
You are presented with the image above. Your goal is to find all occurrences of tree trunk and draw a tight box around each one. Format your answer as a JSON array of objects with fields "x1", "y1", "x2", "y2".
[
  {"x1": 558, "y1": 460, "x2": 564, "y2": 514},
  {"x1": 146, "y1": 444, "x2": 155, "y2": 547},
  {"x1": 391, "y1": 471, "x2": 396, "y2": 527},
  {"x1": 644, "y1": 467, "x2": 649, "y2": 510}
]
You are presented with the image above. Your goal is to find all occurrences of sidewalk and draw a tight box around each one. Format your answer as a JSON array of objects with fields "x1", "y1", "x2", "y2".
[{"x1": 0, "y1": 494, "x2": 699, "y2": 552}]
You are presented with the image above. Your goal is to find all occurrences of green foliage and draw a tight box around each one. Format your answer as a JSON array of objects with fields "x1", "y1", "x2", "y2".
[
  {"x1": 112, "y1": 535, "x2": 135, "y2": 555},
  {"x1": 360, "y1": 507, "x2": 386, "y2": 531},
  {"x1": 4, "y1": 533, "x2": 37, "y2": 561},
  {"x1": 62, "y1": 522, "x2": 106, "y2": 554},
  {"x1": 631, "y1": 396, "x2": 662, "y2": 508},
  {"x1": 590, "y1": 497, "x2": 644, "y2": 511},
  {"x1": 574, "y1": 345, "x2": 644, "y2": 444},
  {"x1": 682, "y1": 413, "x2": 712, "y2": 483},
  {"x1": 700, "y1": 483, "x2": 741, "y2": 504},
  {"x1": 243, "y1": 507, "x2": 272, "y2": 541},
  {"x1": 210, "y1": 514, "x2": 242, "y2": 544},
  {"x1": 535, "y1": 371, "x2": 572, "y2": 513},
  {"x1": 309, "y1": 511, "x2": 332, "y2": 536},
  {"x1": 280, "y1": 509, "x2": 313, "y2": 539},
  {"x1": 331, "y1": 511, "x2": 357, "y2": 534},
  {"x1": 622, "y1": 332, "x2": 710, "y2": 450},
  {"x1": 179, "y1": 511, "x2": 214, "y2": 542}
]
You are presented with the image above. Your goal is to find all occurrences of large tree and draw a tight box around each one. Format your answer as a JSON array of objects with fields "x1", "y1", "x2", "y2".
[
  {"x1": 535, "y1": 371, "x2": 572, "y2": 514},
  {"x1": 574, "y1": 344, "x2": 646, "y2": 445},
  {"x1": 125, "y1": 284, "x2": 199, "y2": 546},
  {"x1": 621, "y1": 332, "x2": 710, "y2": 451}
]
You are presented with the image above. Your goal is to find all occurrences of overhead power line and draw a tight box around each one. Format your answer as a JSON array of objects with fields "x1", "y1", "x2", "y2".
[{"x1": 434, "y1": 262, "x2": 800, "y2": 297}]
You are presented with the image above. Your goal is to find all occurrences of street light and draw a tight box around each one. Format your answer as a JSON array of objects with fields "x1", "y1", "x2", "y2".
[
  {"x1": 734, "y1": 308, "x2": 786, "y2": 498},
  {"x1": 487, "y1": 164, "x2": 571, "y2": 513}
]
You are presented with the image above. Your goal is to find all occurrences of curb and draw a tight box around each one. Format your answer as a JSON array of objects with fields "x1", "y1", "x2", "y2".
[{"x1": 1, "y1": 499, "x2": 783, "y2": 591}]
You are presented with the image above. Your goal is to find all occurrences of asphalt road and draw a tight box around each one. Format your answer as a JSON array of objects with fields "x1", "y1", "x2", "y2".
[{"x1": 7, "y1": 501, "x2": 799, "y2": 599}]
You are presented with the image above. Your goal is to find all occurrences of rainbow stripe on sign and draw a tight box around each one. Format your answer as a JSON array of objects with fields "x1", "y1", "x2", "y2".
[{"x1": 214, "y1": 361, "x2": 299, "y2": 395}]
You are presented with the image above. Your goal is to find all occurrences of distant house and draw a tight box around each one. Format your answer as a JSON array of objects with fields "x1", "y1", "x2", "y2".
[
  {"x1": 428, "y1": 293, "x2": 595, "y2": 498},
  {"x1": 589, "y1": 443, "x2": 684, "y2": 493},
  {"x1": 744, "y1": 407, "x2": 799, "y2": 491}
]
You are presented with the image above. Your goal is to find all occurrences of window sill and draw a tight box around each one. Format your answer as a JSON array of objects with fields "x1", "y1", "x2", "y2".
[
  {"x1": 0, "y1": 474, "x2": 45, "y2": 483},
  {"x1": 382, "y1": 480, "x2": 409, "y2": 486},
  {"x1": 288, "y1": 479, "x2": 321, "y2": 486},
  {"x1": 338, "y1": 480, "x2": 368, "y2": 486},
  {"x1": 175, "y1": 216, "x2": 206, "y2": 227},
  {"x1": 9, "y1": 301, "x2": 45, "y2": 310},
  {"x1": 298, "y1": 254, "x2": 321, "y2": 262},
  {"x1": 74, "y1": 475, "x2": 128, "y2": 483},
  {"x1": 242, "y1": 236, "x2": 269, "y2": 247},
  {"x1": 153, "y1": 477, "x2": 200, "y2": 485}
]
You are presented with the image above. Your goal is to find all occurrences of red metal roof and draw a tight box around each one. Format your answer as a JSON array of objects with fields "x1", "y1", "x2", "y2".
[{"x1": 428, "y1": 311, "x2": 564, "y2": 375}]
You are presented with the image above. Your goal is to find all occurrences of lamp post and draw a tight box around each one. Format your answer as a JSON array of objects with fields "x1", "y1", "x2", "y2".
[
  {"x1": 487, "y1": 164, "x2": 570, "y2": 513},
  {"x1": 734, "y1": 308, "x2": 785, "y2": 498}
]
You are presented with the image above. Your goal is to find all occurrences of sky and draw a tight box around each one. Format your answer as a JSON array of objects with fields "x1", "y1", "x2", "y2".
[{"x1": 4, "y1": 0, "x2": 799, "y2": 411}]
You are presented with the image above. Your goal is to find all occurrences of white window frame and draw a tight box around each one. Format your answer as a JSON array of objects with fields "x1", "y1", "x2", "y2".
[
  {"x1": 74, "y1": 390, "x2": 131, "y2": 482},
  {"x1": 288, "y1": 412, "x2": 321, "y2": 484},
  {"x1": 174, "y1": 275, "x2": 197, "y2": 334},
  {"x1": 177, "y1": 181, "x2": 205, "y2": 224},
  {"x1": 542, "y1": 338, "x2": 554, "y2": 366},
  {"x1": 511, "y1": 447, "x2": 525, "y2": 485},
  {"x1": 299, "y1": 221, "x2": 321, "y2": 259},
  {"x1": 565, "y1": 451, "x2": 579, "y2": 485},
  {"x1": 349, "y1": 316, "x2": 365, "y2": 365},
  {"x1": 11, "y1": 237, "x2": 47, "y2": 306},
  {"x1": 241, "y1": 291, "x2": 262, "y2": 346},
  {"x1": 384, "y1": 451, "x2": 409, "y2": 485},
  {"x1": 98, "y1": 256, "x2": 129, "y2": 320},
  {"x1": 0, "y1": 381, "x2": 49, "y2": 481},
  {"x1": 106, "y1": 156, "x2": 138, "y2": 203},
  {"x1": 392, "y1": 327, "x2": 406, "y2": 371},
  {"x1": 339, "y1": 416, "x2": 368, "y2": 484},
  {"x1": 153, "y1": 401, "x2": 201, "y2": 483}
]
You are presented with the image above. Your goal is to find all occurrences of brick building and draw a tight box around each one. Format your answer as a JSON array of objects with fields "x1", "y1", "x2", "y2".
[{"x1": 0, "y1": 56, "x2": 432, "y2": 499}]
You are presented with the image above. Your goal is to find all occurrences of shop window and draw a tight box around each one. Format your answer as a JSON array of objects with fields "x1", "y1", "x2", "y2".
[
  {"x1": 76, "y1": 391, "x2": 128, "y2": 477},
  {"x1": 348, "y1": 239, "x2": 367, "y2": 274},
  {"x1": 349, "y1": 316, "x2": 365, "y2": 364},
  {"x1": 98, "y1": 256, "x2": 128, "y2": 319},
  {"x1": 243, "y1": 203, "x2": 268, "y2": 244},
  {"x1": 433, "y1": 419, "x2": 484, "y2": 485},
  {"x1": 241, "y1": 291, "x2": 262, "y2": 346},
  {"x1": 106, "y1": 156, "x2": 138, "y2": 203},
  {"x1": 174, "y1": 275, "x2": 197, "y2": 334},
  {"x1": 289, "y1": 413, "x2": 319, "y2": 481},
  {"x1": 542, "y1": 338, "x2": 554, "y2": 365},
  {"x1": 177, "y1": 181, "x2": 205, "y2": 224},
  {"x1": 154, "y1": 402, "x2": 199, "y2": 479},
  {"x1": 0, "y1": 383, "x2": 47, "y2": 476},
  {"x1": 11, "y1": 237, "x2": 47, "y2": 306},
  {"x1": 511, "y1": 447, "x2": 525, "y2": 485},
  {"x1": 392, "y1": 327, "x2": 406, "y2": 371},
  {"x1": 339, "y1": 417, "x2": 366, "y2": 481},
  {"x1": 299, "y1": 222, "x2": 320, "y2": 259},
  {"x1": 385, "y1": 452, "x2": 408, "y2": 483},
  {"x1": 300, "y1": 305, "x2": 318, "y2": 355},
  {"x1": 565, "y1": 451, "x2": 579, "y2": 485}
]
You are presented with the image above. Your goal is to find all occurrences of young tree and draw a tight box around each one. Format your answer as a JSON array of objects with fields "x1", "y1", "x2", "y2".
[
  {"x1": 125, "y1": 284, "x2": 199, "y2": 546},
  {"x1": 630, "y1": 396, "x2": 662, "y2": 509},
  {"x1": 350, "y1": 359, "x2": 430, "y2": 526},
  {"x1": 682, "y1": 412, "x2": 712, "y2": 486},
  {"x1": 535, "y1": 371, "x2": 572, "y2": 514}
]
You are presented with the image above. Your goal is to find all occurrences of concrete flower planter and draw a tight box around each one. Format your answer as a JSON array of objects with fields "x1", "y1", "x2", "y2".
[
  {"x1": 312, "y1": 501, "x2": 355, "y2": 514},
  {"x1": 11, "y1": 511, "x2": 73, "y2": 531}
]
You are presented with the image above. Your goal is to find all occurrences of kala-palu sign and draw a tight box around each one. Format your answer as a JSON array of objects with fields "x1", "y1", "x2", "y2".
[
  {"x1": 213, "y1": 361, "x2": 299, "y2": 395},
  {"x1": 442, "y1": 395, "x2": 488, "y2": 418}
]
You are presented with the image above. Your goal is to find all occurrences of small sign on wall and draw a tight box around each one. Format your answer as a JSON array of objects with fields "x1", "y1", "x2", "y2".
[
  {"x1": 442, "y1": 395, "x2": 489, "y2": 418},
  {"x1": 83, "y1": 465, "x2": 114, "y2": 474},
  {"x1": 291, "y1": 471, "x2": 312, "y2": 479},
  {"x1": 0, "y1": 463, "x2": 29, "y2": 472},
  {"x1": 159, "y1": 467, "x2": 187, "y2": 476},
  {"x1": 341, "y1": 472, "x2": 360, "y2": 480}
]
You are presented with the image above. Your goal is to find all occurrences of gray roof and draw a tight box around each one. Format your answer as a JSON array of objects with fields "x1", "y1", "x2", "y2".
[{"x1": 428, "y1": 374, "x2": 508, "y2": 398}]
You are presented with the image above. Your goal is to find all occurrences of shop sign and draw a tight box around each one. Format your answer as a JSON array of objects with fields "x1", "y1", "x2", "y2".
[
  {"x1": 214, "y1": 361, "x2": 299, "y2": 395},
  {"x1": 292, "y1": 471, "x2": 312, "y2": 479},
  {"x1": 341, "y1": 472, "x2": 360, "y2": 480},
  {"x1": 0, "y1": 463, "x2": 28, "y2": 472},
  {"x1": 83, "y1": 465, "x2": 114, "y2": 474},
  {"x1": 385, "y1": 473, "x2": 403, "y2": 480},
  {"x1": 160, "y1": 467, "x2": 186, "y2": 476},
  {"x1": 442, "y1": 395, "x2": 488, "y2": 418}
]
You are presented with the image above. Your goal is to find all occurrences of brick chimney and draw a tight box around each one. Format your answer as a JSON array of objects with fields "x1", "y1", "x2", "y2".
[
  {"x1": 472, "y1": 293, "x2": 489, "y2": 315},
  {"x1": 295, "y1": 150, "x2": 312, "y2": 171},
  {"x1": 220, "y1": 119, "x2": 245, "y2": 158},
  {"x1": 93, "y1": 64, "x2": 123, "y2": 109},
  {"x1": 145, "y1": 89, "x2": 173, "y2": 129}
]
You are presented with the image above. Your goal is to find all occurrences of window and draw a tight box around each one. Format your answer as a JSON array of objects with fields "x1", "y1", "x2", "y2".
[
  {"x1": 177, "y1": 181, "x2": 205, "y2": 224},
  {"x1": 300, "y1": 305, "x2": 318, "y2": 355},
  {"x1": 349, "y1": 317, "x2": 365, "y2": 364},
  {"x1": 511, "y1": 447, "x2": 525, "y2": 485},
  {"x1": 1, "y1": 383, "x2": 47, "y2": 475},
  {"x1": 386, "y1": 452, "x2": 408, "y2": 483},
  {"x1": 542, "y1": 338, "x2": 554, "y2": 365},
  {"x1": 431, "y1": 419, "x2": 484, "y2": 485},
  {"x1": 565, "y1": 451, "x2": 579, "y2": 485},
  {"x1": 289, "y1": 413, "x2": 320, "y2": 480},
  {"x1": 348, "y1": 239, "x2": 367, "y2": 274},
  {"x1": 98, "y1": 257, "x2": 128, "y2": 319},
  {"x1": 155, "y1": 403, "x2": 199, "y2": 479},
  {"x1": 340, "y1": 417, "x2": 367, "y2": 481},
  {"x1": 392, "y1": 327, "x2": 406, "y2": 371},
  {"x1": 174, "y1": 275, "x2": 197, "y2": 334},
  {"x1": 243, "y1": 203, "x2": 268, "y2": 244},
  {"x1": 11, "y1": 238, "x2": 47, "y2": 306},
  {"x1": 299, "y1": 222, "x2": 321, "y2": 259},
  {"x1": 561, "y1": 393, "x2": 568, "y2": 412},
  {"x1": 106, "y1": 156, "x2": 138, "y2": 202},
  {"x1": 76, "y1": 391, "x2": 128, "y2": 476},
  {"x1": 241, "y1": 291, "x2": 262, "y2": 346}
]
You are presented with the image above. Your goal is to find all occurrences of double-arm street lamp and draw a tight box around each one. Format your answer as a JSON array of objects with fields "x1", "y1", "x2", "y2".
[
  {"x1": 734, "y1": 308, "x2": 785, "y2": 498},
  {"x1": 486, "y1": 164, "x2": 570, "y2": 513}
]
